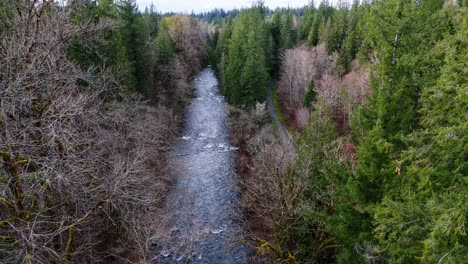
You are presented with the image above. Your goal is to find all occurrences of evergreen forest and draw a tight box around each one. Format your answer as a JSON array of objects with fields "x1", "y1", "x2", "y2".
[{"x1": 0, "y1": 0, "x2": 466, "y2": 263}]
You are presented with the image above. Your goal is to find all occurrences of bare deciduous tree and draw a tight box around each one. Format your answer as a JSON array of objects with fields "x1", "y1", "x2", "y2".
[
  {"x1": 0, "y1": 1, "x2": 177, "y2": 263},
  {"x1": 229, "y1": 108, "x2": 301, "y2": 263},
  {"x1": 317, "y1": 62, "x2": 370, "y2": 133},
  {"x1": 278, "y1": 46, "x2": 315, "y2": 115}
]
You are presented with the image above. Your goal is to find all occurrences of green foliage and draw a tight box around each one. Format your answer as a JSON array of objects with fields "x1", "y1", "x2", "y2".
[
  {"x1": 297, "y1": 101, "x2": 340, "y2": 205},
  {"x1": 306, "y1": 13, "x2": 321, "y2": 47},
  {"x1": 326, "y1": 3, "x2": 348, "y2": 55},
  {"x1": 374, "y1": 7, "x2": 468, "y2": 263},
  {"x1": 68, "y1": 0, "x2": 160, "y2": 95},
  {"x1": 293, "y1": 101, "x2": 357, "y2": 261},
  {"x1": 320, "y1": 17, "x2": 333, "y2": 46},
  {"x1": 336, "y1": 0, "x2": 364, "y2": 74},
  {"x1": 214, "y1": 1, "x2": 467, "y2": 264},
  {"x1": 352, "y1": 0, "x2": 450, "y2": 201},
  {"x1": 280, "y1": 10, "x2": 297, "y2": 50},
  {"x1": 155, "y1": 18, "x2": 176, "y2": 65},
  {"x1": 327, "y1": 204, "x2": 370, "y2": 264},
  {"x1": 270, "y1": 10, "x2": 282, "y2": 72},
  {"x1": 303, "y1": 79, "x2": 317, "y2": 107},
  {"x1": 299, "y1": 3, "x2": 315, "y2": 40},
  {"x1": 117, "y1": 0, "x2": 158, "y2": 95},
  {"x1": 0, "y1": 1, "x2": 13, "y2": 34},
  {"x1": 221, "y1": 8, "x2": 269, "y2": 106},
  {"x1": 344, "y1": 2, "x2": 466, "y2": 263},
  {"x1": 66, "y1": 1, "x2": 202, "y2": 99}
]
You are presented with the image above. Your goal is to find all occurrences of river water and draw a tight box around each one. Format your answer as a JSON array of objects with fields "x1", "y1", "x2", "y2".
[{"x1": 154, "y1": 68, "x2": 247, "y2": 263}]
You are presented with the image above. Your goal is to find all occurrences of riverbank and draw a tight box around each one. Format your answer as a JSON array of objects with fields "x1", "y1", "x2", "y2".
[{"x1": 227, "y1": 95, "x2": 297, "y2": 262}]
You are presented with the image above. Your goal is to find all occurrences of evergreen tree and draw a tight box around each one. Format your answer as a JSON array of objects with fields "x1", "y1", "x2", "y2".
[
  {"x1": 240, "y1": 30, "x2": 269, "y2": 105},
  {"x1": 344, "y1": 1, "x2": 453, "y2": 262},
  {"x1": 320, "y1": 17, "x2": 333, "y2": 46},
  {"x1": 373, "y1": 5, "x2": 468, "y2": 263},
  {"x1": 117, "y1": 0, "x2": 140, "y2": 92},
  {"x1": 295, "y1": 100, "x2": 351, "y2": 261},
  {"x1": 217, "y1": 18, "x2": 233, "y2": 92},
  {"x1": 337, "y1": 0, "x2": 362, "y2": 74},
  {"x1": 306, "y1": 13, "x2": 321, "y2": 46},
  {"x1": 155, "y1": 18, "x2": 176, "y2": 65},
  {"x1": 222, "y1": 8, "x2": 269, "y2": 106},
  {"x1": 280, "y1": 10, "x2": 297, "y2": 50},
  {"x1": 271, "y1": 10, "x2": 282, "y2": 72},
  {"x1": 352, "y1": 0, "x2": 449, "y2": 203},
  {"x1": 326, "y1": 1, "x2": 348, "y2": 55},
  {"x1": 299, "y1": 1, "x2": 315, "y2": 40},
  {"x1": 0, "y1": 1, "x2": 13, "y2": 34},
  {"x1": 68, "y1": 0, "x2": 135, "y2": 89},
  {"x1": 303, "y1": 79, "x2": 317, "y2": 107}
]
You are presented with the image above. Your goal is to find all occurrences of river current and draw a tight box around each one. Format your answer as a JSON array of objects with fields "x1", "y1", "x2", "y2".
[{"x1": 155, "y1": 68, "x2": 247, "y2": 263}]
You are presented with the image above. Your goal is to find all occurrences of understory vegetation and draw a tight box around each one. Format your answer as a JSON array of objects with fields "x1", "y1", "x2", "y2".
[
  {"x1": 0, "y1": 0, "x2": 210, "y2": 263},
  {"x1": 212, "y1": 0, "x2": 467, "y2": 263}
]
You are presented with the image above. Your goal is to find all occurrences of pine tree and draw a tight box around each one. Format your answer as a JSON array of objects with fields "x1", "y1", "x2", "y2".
[
  {"x1": 295, "y1": 100, "x2": 352, "y2": 261},
  {"x1": 352, "y1": 0, "x2": 448, "y2": 202},
  {"x1": 0, "y1": 1, "x2": 12, "y2": 34},
  {"x1": 320, "y1": 17, "x2": 333, "y2": 46}
]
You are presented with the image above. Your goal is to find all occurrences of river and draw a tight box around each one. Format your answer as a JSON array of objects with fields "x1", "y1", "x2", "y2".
[{"x1": 154, "y1": 68, "x2": 248, "y2": 263}]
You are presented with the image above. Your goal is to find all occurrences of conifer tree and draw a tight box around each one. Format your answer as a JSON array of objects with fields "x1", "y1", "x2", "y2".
[
  {"x1": 352, "y1": 0, "x2": 448, "y2": 203},
  {"x1": 299, "y1": 1, "x2": 315, "y2": 40},
  {"x1": 343, "y1": 1, "x2": 453, "y2": 262},
  {"x1": 155, "y1": 18, "x2": 176, "y2": 65},
  {"x1": 271, "y1": 10, "x2": 282, "y2": 72},
  {"x1": 372, "y1": 5, "x2": 467, "y2": 262},
  {"x1": 303, "y1": 79, "x2": 317, "y2": 107},
  {"x1": 326, "y1": 1, "x2": 348, "y2": 55},
  {"x1": 223, "y1": 8, "x2": 269, "y2": 106},
  {"x1": 307, "y1": 13, "x2": 321, "y2": 46},
  {"x1": 280, "y1": 10, "x2": 297, "y2": 50}
]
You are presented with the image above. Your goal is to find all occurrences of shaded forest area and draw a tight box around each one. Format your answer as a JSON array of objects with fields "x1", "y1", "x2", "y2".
[
  {"x1": 0, "y1": 0, "x2": 212, "y2": 263},
  {"x1": 210, "y1": 0, "x2": 467, "y2": 263}
]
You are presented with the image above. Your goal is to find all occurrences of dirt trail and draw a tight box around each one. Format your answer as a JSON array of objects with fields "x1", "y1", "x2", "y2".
[{"x1": 267, "y1": 81, "x2": 297, "y2": 149}]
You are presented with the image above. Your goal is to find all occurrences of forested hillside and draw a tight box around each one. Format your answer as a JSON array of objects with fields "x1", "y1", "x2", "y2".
[
  {"x1": 0, "y1": 0, "x2": 210, "y2": 262},
  {"x1": 1, "y1": 0, "x2": 466, "y2": 263},
  {"x1": 213, "y1": 0, "x2": 467, "y2": 263}
]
